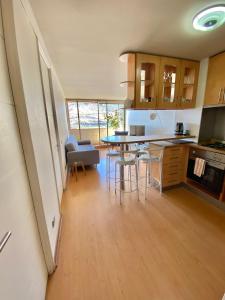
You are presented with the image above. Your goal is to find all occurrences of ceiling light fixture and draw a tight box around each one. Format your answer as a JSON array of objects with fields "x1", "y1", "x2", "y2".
[{"x1": 193, "y1": 5, "x2": 225, "y2": 31}]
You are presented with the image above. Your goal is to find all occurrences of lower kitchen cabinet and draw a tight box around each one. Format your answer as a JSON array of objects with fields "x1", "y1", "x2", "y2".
[
  {"x1": 150, "y1": 144, "x2": 189, "y2": 189},
  {"x1": 151, "y1": 143, "x2": 225, "y2": 203},
  {"x1": 162, "y1": 146, "x2": 188, "y2": 188}
]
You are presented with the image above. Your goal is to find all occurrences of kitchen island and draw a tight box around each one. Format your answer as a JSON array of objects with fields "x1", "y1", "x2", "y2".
[{"x1": 101, "y1": 134, "x2": 194, "y2": 190}]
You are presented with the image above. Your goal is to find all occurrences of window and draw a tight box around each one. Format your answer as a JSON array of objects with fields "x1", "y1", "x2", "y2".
[
  {"x1": 99, "y1": 103, "x2": 107, "y2": 140},
  {"x1": 66, "y1": 100, "x2": 125, "y2": 144},
  {"x1": 98, "y1": 103, "x2": 107, "y2": 128},
  {"x1": 107, "y1": 103, "x2": 124, "y2": 135},
  {"x1": 78, "y1": 102, "x2": 98, "y2": 128},
  {"x1": 67, "y1": 101, "x2": 79, "y2": 129}
]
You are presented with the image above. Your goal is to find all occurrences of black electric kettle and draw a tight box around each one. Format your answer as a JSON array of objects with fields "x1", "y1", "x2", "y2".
[{"x1": 175, "y1": 122, "x2": 184, "y2": 135}]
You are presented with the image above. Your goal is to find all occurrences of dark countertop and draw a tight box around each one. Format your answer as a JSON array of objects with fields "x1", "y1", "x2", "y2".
[{"x1": 151, "y1": 140, "x2": 225, "y2": 155}]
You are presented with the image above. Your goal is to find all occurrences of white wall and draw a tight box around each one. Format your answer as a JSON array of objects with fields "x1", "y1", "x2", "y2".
[
  {"x1": 126, "y1": 109, "x2": 176, "y2": 135},
  {"x1": 39, "y1": 54, "x2": 63, "y2": 202},
  {"x1": 2, "y1": 0, "x2": 61, "y2": 271},
  {"x1": 0, "y1": 4, "x2": 47, "y2": 299},
  {"x1": 20, "y1": 0, "x2": 69, "y2": 185},
  {"x1": 0, "y1": 0, "x2": 69, "y2": 298},
  {"x1": 50, "y1": 70, "x2": 69, "y2": 188}
]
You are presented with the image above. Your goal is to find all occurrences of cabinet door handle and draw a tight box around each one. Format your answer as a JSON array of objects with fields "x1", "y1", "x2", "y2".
[
  {"x1": 223, "y1": 88, "x2": 225, "y2": 103},
  {"x1": 0, "y1": 231, "x2": 12, "y2": 253},
  {"x1": 218, "y1": 88, "x2": 222, "y2": 103}
]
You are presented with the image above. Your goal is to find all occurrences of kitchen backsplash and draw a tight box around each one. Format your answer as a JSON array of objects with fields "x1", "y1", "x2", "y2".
[
  {"x1": 199, "y1": 107, "x2": 225, "y2": 142},
  {"x1": 126, "y1": 109, "x2": 176, "y2": 135}
]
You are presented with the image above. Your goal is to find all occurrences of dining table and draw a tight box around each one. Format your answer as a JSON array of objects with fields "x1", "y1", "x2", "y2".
[{"x1": 101, "y1": 134, "x2": 195, "y2": 190}]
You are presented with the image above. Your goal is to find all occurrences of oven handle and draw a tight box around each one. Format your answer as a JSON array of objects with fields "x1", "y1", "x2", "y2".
[{"x1": 189, "y1": 157, "x2": 225, "y2": 170}]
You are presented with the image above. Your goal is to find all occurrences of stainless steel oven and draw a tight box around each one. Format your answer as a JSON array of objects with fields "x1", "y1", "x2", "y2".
[{"x1": 187, "y1": 148, "x2": 225, "y2": 196}]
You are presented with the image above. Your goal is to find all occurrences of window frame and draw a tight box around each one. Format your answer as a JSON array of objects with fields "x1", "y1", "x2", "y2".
[{"x1": 66, "y1": 99, "x2": 126, "y2": 144}]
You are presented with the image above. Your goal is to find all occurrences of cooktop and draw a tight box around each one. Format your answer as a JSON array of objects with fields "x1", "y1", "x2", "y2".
[{"x1": 204, "y1": 142, "x2": 225, "y2": 149}]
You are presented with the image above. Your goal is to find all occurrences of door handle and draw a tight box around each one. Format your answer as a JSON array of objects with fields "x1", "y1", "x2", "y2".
[
  {"x1": 0, "y1": 232, "x2": 12, "y2": 253},
  {"x1": 218, "y1": 88, "x2": 222, "y2": 103}
]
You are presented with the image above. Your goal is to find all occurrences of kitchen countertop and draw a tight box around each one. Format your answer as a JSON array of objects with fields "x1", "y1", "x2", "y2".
[
  {"x1": 151, "y1": 140, "x2": 225, "y2": 155},
  {"x1": 101, "y1": 134, "x2": 195, "y2": 145},
  {"x1": 189, "y1": 143, "x2": 225, "y2": 155},
  {"x1": 150, "y1": 141, "x2": 188, "y2": 148}
]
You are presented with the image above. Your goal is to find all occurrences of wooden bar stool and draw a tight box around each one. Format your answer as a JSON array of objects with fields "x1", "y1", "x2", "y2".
[{"x1": 71, "y1": 161, "x2": 86, "y2": 181}]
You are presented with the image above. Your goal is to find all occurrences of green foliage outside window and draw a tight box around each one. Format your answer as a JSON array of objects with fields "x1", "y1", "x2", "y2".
[{"x1": 105, "y1": 111, "x2": 120, "y2": 130}]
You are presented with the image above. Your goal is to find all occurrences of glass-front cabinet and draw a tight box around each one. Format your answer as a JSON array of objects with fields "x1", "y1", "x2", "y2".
[
  {"x1": 120, "y1": 52, "x2": 200, "y2": 109},
  {"x1": 135, "y1": 54, "x2": 160, "y2": 108},
  {"x1": 179, "y1": 60, "x2": 199, "y2": 108},
  {"x1": 157, "y1": 57, "x2": 181, "y2": 109}
]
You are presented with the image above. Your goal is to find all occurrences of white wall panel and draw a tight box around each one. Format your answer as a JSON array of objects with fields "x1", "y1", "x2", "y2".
[
  {"x1": 0, "y1": 5, "x2": 3, "y2": 37},
  {"x1": 12, "y1": 0, "x2": 60, "y2": 257},
  {"x1": 0, "y1": 103, "x2": 47, "y2": 300},
  {"x1": 0, "y1": 32, "x2": 13, "y2": 105},
  {"x1": 40, "y1": 55, "x2": 63, "y2": 199},
  {"x1": 2, "y1": 0, "x2": 60, "y2": 271},
  {"x1": 0, "y1": 32, "x2": 47, "y2": 300},
  {"x1": 50, "y1": 71, "x2": 68, "y2": 187}
]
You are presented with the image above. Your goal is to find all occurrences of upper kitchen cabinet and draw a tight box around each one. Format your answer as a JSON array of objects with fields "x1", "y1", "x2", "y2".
[
  {"x1": 204, "y1": 52, "x2": 225, "y2": 106},
  {"x1": 120, "y1": 53, "x2": 135, "y2": 102},
  {"x1": 120, "y1": 52, "x2": 200, "y2": 110},
  {"x1": 157, "y1": 57, "x2": 181, "y2": 109},
  {"x1": 179, "y1": 60, "x2": 199, "y2": 109},
  {"x1": 135, "y1": 54, "x2": 160, "y2": 109}
]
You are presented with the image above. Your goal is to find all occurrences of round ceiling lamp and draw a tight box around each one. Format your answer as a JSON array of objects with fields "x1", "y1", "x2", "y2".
[{"x1": 193, "y1": 5, "x2": 225, "y2": 31}]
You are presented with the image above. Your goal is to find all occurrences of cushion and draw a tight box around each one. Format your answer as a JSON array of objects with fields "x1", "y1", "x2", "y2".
[
  {"x1": 78, "y1": 139, "x2": 91, "y2": 145},
  {"x1": 65, "y1": 143, "x2": 75, "y2": 152},
  {"x1": 78, "y1": 144, "x2": 95, "y2": 152}
]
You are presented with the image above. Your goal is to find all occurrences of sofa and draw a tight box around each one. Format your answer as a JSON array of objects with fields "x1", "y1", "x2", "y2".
[{"x1": 65, "y1": 135, "x2": 100, "y2": 167}]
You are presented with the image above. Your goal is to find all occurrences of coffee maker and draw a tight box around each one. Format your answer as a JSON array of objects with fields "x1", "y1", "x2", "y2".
[{"x1": 175, "y1": 122, "x2": 184, "y2": 135}]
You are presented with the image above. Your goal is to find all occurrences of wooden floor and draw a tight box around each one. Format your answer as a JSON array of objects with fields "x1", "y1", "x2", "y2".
[{"x1": 46, "y1": 153, "x2": 225, "y2": 300}]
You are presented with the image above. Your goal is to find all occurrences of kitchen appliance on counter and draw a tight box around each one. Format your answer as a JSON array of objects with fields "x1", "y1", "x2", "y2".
[
  {"x1": 187, "y1": 147, "x2": 225, "y2": 197},
  {"x1": 130, "y1": 125, "x2": 145, "y2": 136},
  {"x1": 175, "y1": 122, "x2": 184, "y2": 135}
]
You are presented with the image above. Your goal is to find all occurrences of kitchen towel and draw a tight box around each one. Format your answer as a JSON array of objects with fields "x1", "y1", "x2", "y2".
[{"x1": 194, "y1": 157, "x2": 206, "y2": 177}]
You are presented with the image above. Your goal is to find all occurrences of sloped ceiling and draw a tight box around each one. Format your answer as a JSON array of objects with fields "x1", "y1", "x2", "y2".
[{"x1": 30, "y1": 0, "x2": 225, "y2": 99}]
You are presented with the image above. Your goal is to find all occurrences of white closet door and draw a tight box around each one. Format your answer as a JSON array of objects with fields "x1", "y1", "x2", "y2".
[
  {"x1": 49, "y1": 70, "x2": 68, "y2": 189},
  {"x1": 39, "y1": 54, "x2": 63, "y2": 200},
  {"x1": 2, "y1": 0, "x2": 60, "y2": 271},
  {"x1": 0, "y1": 26, "x2": 47, "y2": 300}
]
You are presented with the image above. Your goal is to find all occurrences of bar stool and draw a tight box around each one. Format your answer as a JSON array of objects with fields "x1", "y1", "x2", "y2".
[
  {"x1": 114, "y1": 154, "x2": 139, "y2": 205},
  {"x1": 138, "y1": 147, "x2": 164, "y2": 199},
  {"x1": 106, "y1": 150, "x2": 120, "y2": 190}
]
